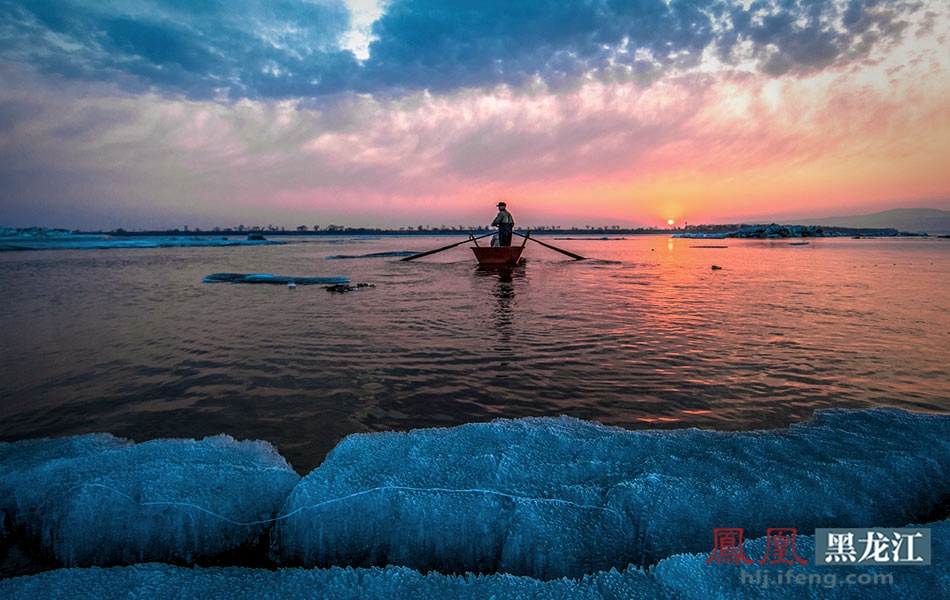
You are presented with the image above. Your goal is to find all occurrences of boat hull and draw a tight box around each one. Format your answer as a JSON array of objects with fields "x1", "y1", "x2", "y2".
[{"x1": 472, "y1": 246, "x2": 524, "y2": 265}]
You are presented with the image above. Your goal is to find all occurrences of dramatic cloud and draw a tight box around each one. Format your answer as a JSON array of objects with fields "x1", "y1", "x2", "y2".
[
  {"x1": 0, "y1": 0, "x2": 356, "y2": 100},
  {"x1": 0, "y1": 0, "x2": 923, "y2": 100},
  {"x1": 0, "y1": 0, "x2": 947, "y2": 229}
]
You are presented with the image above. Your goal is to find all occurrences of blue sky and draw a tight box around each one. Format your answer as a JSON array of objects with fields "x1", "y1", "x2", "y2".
[{"x1": 4, "y1": 0, "x2": 914, "y2": 99}]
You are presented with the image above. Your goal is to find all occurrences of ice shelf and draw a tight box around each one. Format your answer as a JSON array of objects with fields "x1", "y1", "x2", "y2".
[{"x1": 1, "y1": 408, "x2": 947, "y2": 597}]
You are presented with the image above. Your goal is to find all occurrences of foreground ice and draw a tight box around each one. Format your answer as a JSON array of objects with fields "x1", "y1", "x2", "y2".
[
  {"x1": 0, "y1": 434, "x2": 298, "y2": 566},
  {"x1": 273, "y1": 409, "x2": 949, "y2": 578},
  {"x1": 1, "y1": 408, "x2": 947, "y2": 595},
  {"x1": 2, "y1": 522, "x2": 946, "y2": 599}
]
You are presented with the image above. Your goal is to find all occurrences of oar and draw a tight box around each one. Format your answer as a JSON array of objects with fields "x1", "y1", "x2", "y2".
[
  {"x1": 401, "y1": 232, "x2": 493, "y2": 261},
  {"x1": 514, "y1": 231, "x2": 585, "y2": 260}
]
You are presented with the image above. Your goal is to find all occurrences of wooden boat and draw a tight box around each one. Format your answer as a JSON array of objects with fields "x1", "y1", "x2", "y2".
[
  {"x1": 402, "y1": 229, "x2": 584, "y2": 264},
  {"x1": 469, "y1": 230, "x2": 529, "y2": 265},
  {"x1": 471, "y1": 245, "x2": 524, "y2": 265}
]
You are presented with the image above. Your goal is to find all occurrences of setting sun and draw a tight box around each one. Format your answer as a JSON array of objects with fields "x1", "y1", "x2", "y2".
[{"x1": 667, "y1": 219, "x2": 675, "y2": 226}]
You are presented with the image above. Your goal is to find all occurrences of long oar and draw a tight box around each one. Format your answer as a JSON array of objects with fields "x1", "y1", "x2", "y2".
[
  {"x1": 514, "y1": 231, "x2": 585, "y2": 260},
  {"x1": 401, "y1": 232, "x2": 493, "y2": 261}
]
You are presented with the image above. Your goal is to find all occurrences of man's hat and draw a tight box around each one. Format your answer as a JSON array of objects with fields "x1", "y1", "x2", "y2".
[{"x1": 496, "y1": 202, "x2": 507, "y2": 208}]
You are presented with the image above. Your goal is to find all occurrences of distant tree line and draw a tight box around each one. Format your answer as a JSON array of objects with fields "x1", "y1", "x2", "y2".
[
  {"x1": 96, "y1": 221, "x2": 930, "y2": 238},
  {"x1": 102, "y1": 224, "x2": 697, "y2": 236}
]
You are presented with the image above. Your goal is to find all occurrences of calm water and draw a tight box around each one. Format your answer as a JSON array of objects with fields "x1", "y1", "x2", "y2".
[{"x1": 1, "y1": 235, "x2": 947, "y2": 473}]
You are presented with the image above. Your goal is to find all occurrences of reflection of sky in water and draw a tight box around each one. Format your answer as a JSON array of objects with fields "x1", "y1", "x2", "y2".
[{"x1": 0, "y1": 236, "x2": 947, "y2": 473}]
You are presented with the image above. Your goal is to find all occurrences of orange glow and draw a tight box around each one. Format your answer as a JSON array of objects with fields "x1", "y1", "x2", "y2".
[{"x1": 6, "y1": 5, "x2": 946, "y2": 232}]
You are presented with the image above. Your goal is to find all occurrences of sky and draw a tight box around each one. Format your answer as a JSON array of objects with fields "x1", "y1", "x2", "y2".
[{"x1": 0, "y1": 0, "x2": 948, "y2": 231}]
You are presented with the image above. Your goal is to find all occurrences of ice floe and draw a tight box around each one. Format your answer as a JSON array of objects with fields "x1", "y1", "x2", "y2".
[
  {"x1": 324, "y1": 251, "x2": 419, "y2": 259},
  {"x1": 203, "y1": 273, "x2": 350, "y2": 285}
]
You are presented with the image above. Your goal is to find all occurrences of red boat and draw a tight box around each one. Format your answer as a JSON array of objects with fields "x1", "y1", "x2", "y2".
[
  {"x1": 470, "y1": 230, "x2": 530, "y2": 265},
  {"x1": 403, "y1": 229, "x2": 584, "y2": 264},
  {"x1": 471, "y1": 245, "x2": 525, "y2": 265}
]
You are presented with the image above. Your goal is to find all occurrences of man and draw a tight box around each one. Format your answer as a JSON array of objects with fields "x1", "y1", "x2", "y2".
[{"x1": 491, "y1": 202, "x2": 515, "y2": 247}]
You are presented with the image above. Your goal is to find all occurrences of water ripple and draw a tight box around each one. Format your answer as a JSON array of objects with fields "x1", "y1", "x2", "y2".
[{"x1": 0, "y1": 238, "x2": 948, "y2": 472}]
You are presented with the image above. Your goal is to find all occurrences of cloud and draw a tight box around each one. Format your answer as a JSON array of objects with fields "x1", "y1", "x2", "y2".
[
  {"x1": 1, "y1": 0, "x2": 357, "y2": 99},
  {"x1": 0, "y1": 1, "x2": 945, "y2": 230},
  {"x1": 0, "y1": 0, "x2": 922, "y2": 100}
]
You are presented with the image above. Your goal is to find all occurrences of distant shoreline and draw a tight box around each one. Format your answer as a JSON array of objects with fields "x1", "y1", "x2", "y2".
[{"x1": 1, "y1": 223, "x2": 943, "y2": 239}]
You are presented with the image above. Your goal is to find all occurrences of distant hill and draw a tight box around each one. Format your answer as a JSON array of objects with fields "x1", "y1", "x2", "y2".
[{"x1": 802, "y1": 208, "x2": 950, "y2": 234}]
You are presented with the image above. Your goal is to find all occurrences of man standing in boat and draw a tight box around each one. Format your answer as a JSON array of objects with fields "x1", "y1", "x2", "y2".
[{"x1": 491, "y1": 202, "x2": 515, "y2": 246}]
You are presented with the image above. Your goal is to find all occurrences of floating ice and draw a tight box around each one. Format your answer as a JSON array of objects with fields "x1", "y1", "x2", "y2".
[
  {"x1": 0, "y1": 231, "x2": 285, "y2": 251},
  {"x1": 325, "y1": 251, "x2": 419, "y2": 259},
  {"x1": 203, "y1": 273, "x2": 350, "y2": 285},
  {"x1": 0, "y1": 434, "x2": 299, "y2": 567},
  {"x1": 2, "y1": 521, "x2": 946, "y2": 599},
  {"x1": 273, "y1": 409, "x2": 950, "y2": 579}
]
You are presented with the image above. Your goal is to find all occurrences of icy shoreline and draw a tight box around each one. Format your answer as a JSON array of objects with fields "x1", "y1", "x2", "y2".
[
  {"x1": 2, "y1": 409, "x2": 948, "y2": 597},
  {"x1": 0, "y1": 228, "x2": 285, "y2": 251},
  {"x1": 4, "y1": 526, "x2": 948, "y2": 600}
]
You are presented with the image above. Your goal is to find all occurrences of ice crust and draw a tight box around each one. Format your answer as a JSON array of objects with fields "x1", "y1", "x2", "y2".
[
  {"x1": 2, "y1": 522, "x2": 946, "y2": 599},
  {"x1": 273, "y1": 409, "x2": 950, "y2": 578},
  {"x1": 0, "y1": 434, "x2": 299, "y2": 566},
  {"x1": 1, "y1": 408, "x2": 948, "y2": 595}
]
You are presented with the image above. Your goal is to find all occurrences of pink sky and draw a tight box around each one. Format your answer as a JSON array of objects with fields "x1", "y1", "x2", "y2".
[{"x1": 0, "y1": 0, "x2": 947, "y2": 230}]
